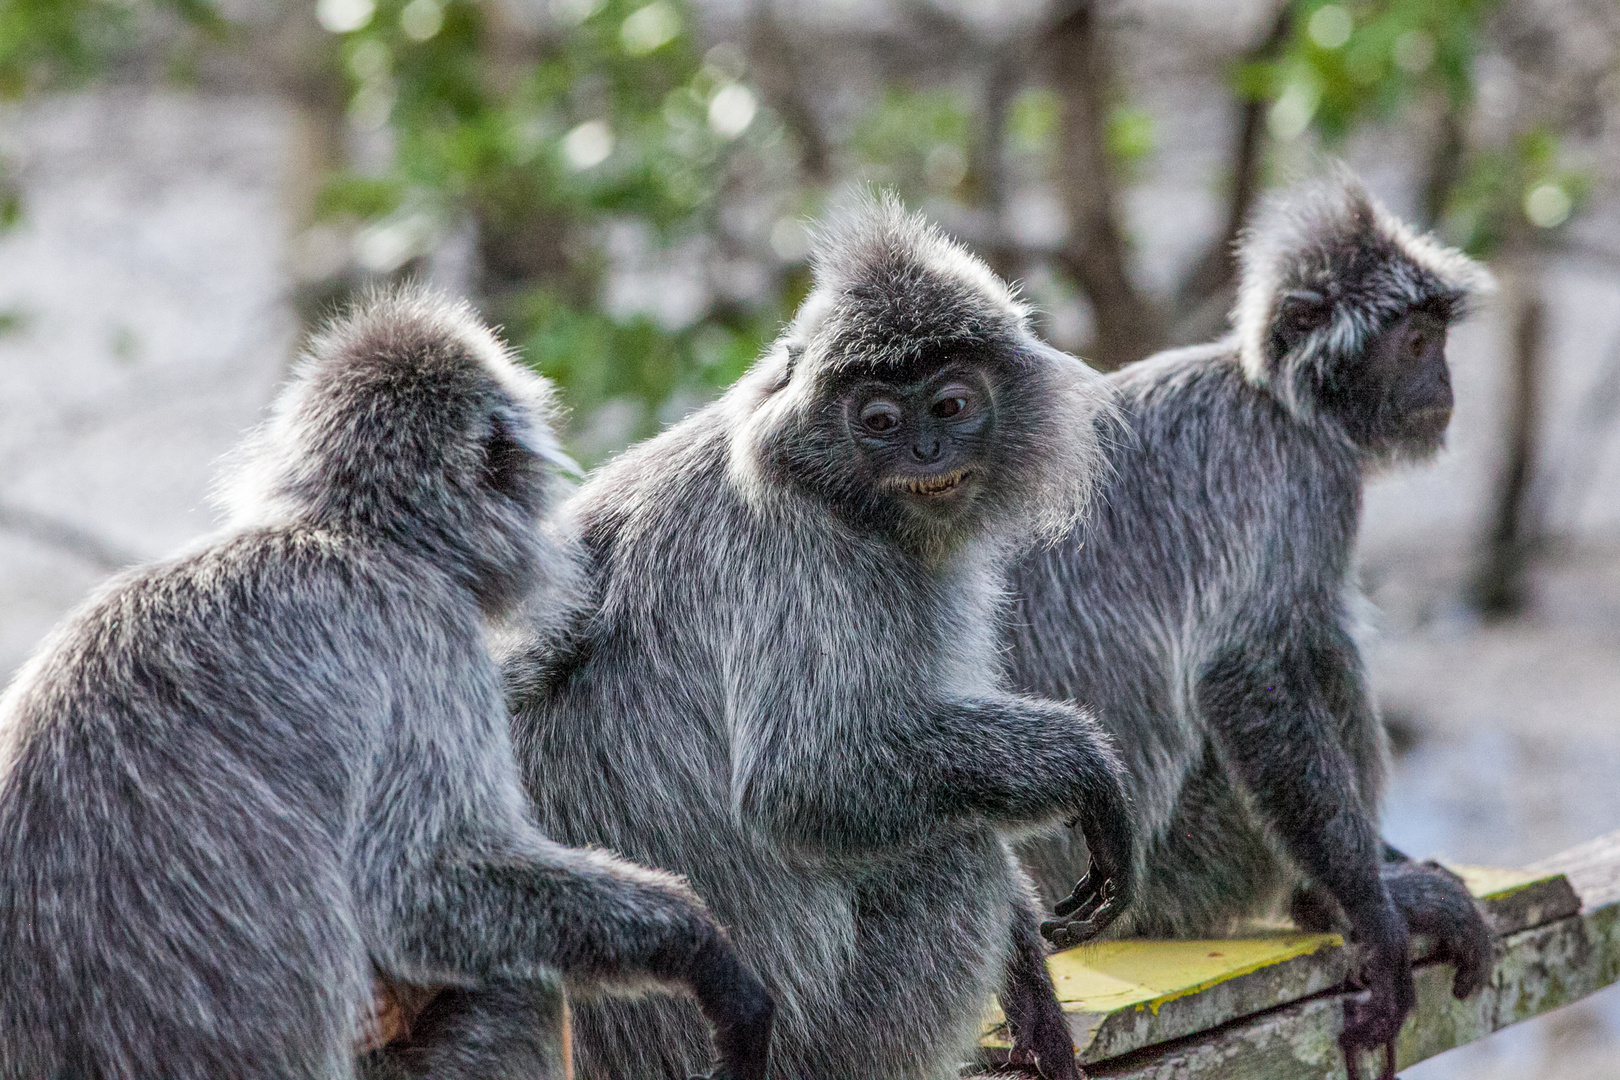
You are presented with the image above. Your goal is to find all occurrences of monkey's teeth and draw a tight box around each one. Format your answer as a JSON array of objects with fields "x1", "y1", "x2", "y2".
[{"x1": 901, "y1": 470, "x2": 966, "y2": 495}]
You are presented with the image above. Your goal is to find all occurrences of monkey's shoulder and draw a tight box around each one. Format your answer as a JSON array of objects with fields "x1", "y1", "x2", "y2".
[
  {"x1": 1108, "y1": 342, "x2": 1358, "y2": 491},
  {"x1": 23, "y1": 527, "x2": 465, "y2": 696}
]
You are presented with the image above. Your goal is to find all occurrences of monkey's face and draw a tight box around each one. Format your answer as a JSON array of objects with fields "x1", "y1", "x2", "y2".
[
  {"x1": 1326, "y1": 308, "x2": 1454, "y2": 455},
  {"x1": 846, "y1": 363, "x2": 994, "y2": 506}
]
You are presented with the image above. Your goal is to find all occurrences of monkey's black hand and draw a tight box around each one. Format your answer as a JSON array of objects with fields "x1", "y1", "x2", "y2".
[
  {"x1": 1338, "y1": 925, "x2": 1413, "y2": 1080},
  {"x1": 1384, "y1": 860, "x2": 1495, "y2": 1000},
  {"x1": 1040, "y1": 860, "x2": 1121, "y2": 950},
  {"x1": 688, "y1": 939, "x2": 775, "y2": 1080},
  {"x1": 1043, "y1": 767, "x2": 1134, "y2": 952}
]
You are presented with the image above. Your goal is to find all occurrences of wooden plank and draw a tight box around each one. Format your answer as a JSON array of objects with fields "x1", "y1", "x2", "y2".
[
  {"x1": 1083, "y1": 901, "x2": 1620, "y2": 1079},
  {"x1": 976, "y1": 832, "x2": 1620, "y2": 1078},
  {"x1": 1449, "y1": 865, "x2": 1582, "y2": 935},
  {"x1": 982, "y1": 933, "x2": 1347, "y2": 1063},
  {"x1": 1527, "y1": 831, "x2": 1620, "y2": 910},
  {"x1": 980, "y1": 863, "x2": 1580, "y2": 1068}
]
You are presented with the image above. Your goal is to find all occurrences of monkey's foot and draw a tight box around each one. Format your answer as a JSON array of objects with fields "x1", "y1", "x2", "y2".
[
  {"x1": 1004, "y1": 1022, "x2": 1083, "y2": 1080},
  {"x1": 1338, "y1": 1033, "x2": 1397, "y2": 1080},
  {"x1": 1384, "y1": 860, "x2": 1496, "y2": 1000}
]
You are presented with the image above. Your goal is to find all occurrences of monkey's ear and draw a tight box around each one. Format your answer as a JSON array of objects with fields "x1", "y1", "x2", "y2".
[
  {"x1": 1270, "y1": 289, "x2": 1331, "y2": 359},
  {"x1": 482, "y1": 412, "x2": 537, "y2": 501},
  {"x1": 767, "y1": 343, "x2": 803, "y2": 395}
]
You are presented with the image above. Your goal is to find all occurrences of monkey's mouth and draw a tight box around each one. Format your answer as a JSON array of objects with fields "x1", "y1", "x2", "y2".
[
  {"x1": 1405, "y1": 405, "x2": 1453, "y2": 441},
  {"x1": 892, "y1": 469, "x2": 969, "y2": 497}
]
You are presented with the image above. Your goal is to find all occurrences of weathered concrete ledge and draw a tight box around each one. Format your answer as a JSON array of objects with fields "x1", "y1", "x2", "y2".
[{"x1": 981, "y1": 830, "x2": 1620, "y2": 1078}]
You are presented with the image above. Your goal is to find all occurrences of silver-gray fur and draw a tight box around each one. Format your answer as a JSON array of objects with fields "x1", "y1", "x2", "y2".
[
  {"x1": 0, "y1": 289, "x2": 771, "y2": 1080},
  {"x1": 1007, "y1": 173, "x2": 1494, "y2": 1076},
  {"x1": 422, "y1": 194, "x2": 1134, "y2": 1080}
]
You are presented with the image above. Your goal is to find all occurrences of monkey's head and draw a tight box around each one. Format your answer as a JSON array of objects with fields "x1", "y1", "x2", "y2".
[
  {"x1": 732, "y1": 193, "x2": 1112, "y2": 559},
  {"x1": 218, "y1": 287, "x2": 570, "y2": 616},
  {"x1": 1233, "y1": 169, "x2": 1493, "y2": 461}
]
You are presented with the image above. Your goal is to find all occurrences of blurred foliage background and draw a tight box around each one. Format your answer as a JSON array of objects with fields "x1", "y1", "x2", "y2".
[{"x1": 0, "y1": 0, "x2": 1614, "y2": 599}]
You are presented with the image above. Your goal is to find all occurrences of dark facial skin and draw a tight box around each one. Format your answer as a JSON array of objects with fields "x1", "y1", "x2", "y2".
[
  {"x1": 845, "y1": 364, "x2": 995, "y2": 513},
  {"x1": 1329, "y1": 309, "x2": 1453, "y2": 451}
]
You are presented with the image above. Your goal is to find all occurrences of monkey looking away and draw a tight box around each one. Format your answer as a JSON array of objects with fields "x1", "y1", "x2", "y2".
[
  {"x1": 392, "y1": 195, "x2": 1134, "y2": 1080},
  {"x1": 0, "y1": 290, "x2": 773, "y2": 1080},
  {"x1": 1008, "y1": 173, "x2": 1495, "y2": 1080}
]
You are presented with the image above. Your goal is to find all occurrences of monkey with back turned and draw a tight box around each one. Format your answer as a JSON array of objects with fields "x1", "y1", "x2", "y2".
[
  {"x1": 1010, "y1": 173, "x2": 1496, "y2": 1080},
  {"x1": 384, "y1": 195, "x2": 1134, "y2": 1080},
  {"x1": 0, "y1": 290, "x2": 773, "y2": 1080}
]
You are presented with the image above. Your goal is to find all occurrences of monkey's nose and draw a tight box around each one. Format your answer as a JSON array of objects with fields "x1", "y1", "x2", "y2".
[{"x1": 912, "y1": 437, "x2": 943, "y2": 463}]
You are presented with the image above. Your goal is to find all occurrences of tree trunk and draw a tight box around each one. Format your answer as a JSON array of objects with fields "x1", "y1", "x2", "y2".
[
  {"x1": 1046, "y1": 0, "x2": 1163, "y2": 371},
  {"x1": 1471, "y1": 257, "x2": 1546, "y2": 619}
]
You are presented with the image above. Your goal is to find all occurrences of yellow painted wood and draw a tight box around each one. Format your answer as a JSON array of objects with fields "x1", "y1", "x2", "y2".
[{"x1": 1041, "y1": 932, "x2": 1342, "y2": 1013}]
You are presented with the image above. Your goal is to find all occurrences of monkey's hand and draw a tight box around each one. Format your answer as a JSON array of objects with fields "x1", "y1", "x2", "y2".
[
  {"x1": 1338, "y1": 923, "x2": 1414, "y2": 1080},
  {"x1": 1040, "y1": 859, "x2": 1122, "y2": 950},
  {"x1": 1384, "y1": 860, "x2": 1495, "y2": 1000},
  {"x1": 1042, "y1": 758, "x2": 1134, "y2": 952},
  {"x1": 688, "y1": 938, "x2": 775, "y2": 1080}
]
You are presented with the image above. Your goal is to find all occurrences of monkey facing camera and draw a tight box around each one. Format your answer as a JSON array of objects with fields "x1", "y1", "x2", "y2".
[
  {"x1": 1007, "y1": 171, "x2": 1496, "y2": 1080},
  {"x1": 0, "y1": 290, "x2": 772, "y2": 1080},
  {"x1": 387, "y1": 194, "x2": 1133, "y2": 1080}
]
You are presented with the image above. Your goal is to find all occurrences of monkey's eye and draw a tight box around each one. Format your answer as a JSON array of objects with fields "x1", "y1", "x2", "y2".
[
  {"x1": 860, "y1": 401, "x2": 902, "y2": 434},
  {"x1": 932, "y1": 396, "x2": 967, "y2": 419},
  {"x1": 1406, "y1": 328, "x2": 1430, "y2": 360}
]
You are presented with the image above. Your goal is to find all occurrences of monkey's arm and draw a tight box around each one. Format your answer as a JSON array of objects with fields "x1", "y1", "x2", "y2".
[
  {"x1": 732, "y1": 692, "x2": 1131, "y2": 909},
  {"x1": 1197, "y1": 639, "x2": 1412, "y2": 1058},
  {"x1": 373, "y1": 836, "x2": 773, "y2": 1080}
]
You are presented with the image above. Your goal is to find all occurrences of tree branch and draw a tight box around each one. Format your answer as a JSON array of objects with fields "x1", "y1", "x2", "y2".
[
  {"x1": 1421, "y1": 95, "x2": 1469, "y2": 230},
  {"x1": 0, "y1": 501, "x2": 143, "y2": 573}
]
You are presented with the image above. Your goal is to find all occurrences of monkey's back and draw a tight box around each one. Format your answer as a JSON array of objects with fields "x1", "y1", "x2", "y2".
[
  {"x1": 0, "y1": 528, "x2": 461, "y2": 1080},
  {"x1": 509, "y1": 411, "x2": 1024, "y2": 1080},
  {"x1": 1009, "y1": 342, "x2": 1368, "y2": 937}
]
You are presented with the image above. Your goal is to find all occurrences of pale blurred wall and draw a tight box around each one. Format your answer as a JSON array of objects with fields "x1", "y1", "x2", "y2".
[{"x1": 0, "y1": 90, "x2": 298, "y2": 676}]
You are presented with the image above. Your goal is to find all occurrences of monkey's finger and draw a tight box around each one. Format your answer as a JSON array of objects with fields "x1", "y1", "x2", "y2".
[
  {"x1": 1042, "y1": 900, "x2": 1115, "y2": 950},
  {"x1": 1452, "y1": 956, "x2": 1489, "y2": 1001},
  {"x1": 1083, "y1": 896, "x2": 1121, "y2": 937},
  {"x1": 1039, "y1": 920, "x2": 1076, "y2": 949},
  {"x1": 1052, "y1": 873, "x2": 1094, "y2": 917},
  {"x1": 1054, "y1": 884, "x2": 1105, "y2": 923},
  {"x1": 1052, "y1": 892, "x2": 1101, "y2": 924}
]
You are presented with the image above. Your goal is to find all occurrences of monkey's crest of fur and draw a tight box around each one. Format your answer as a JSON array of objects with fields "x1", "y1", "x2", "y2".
[
  {"x1": 730, "y1": 192, "x2": 1112, "y2": 551},
  {"x1": 218, "y1": 287, "x2": 569, "y2": 614},
  {"x1": 799, "y1": 190, "x2": 1031, "y2": 363},
  {"x1": 1233, "y1": 169, "x2": 1493, "y2": 425}
]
